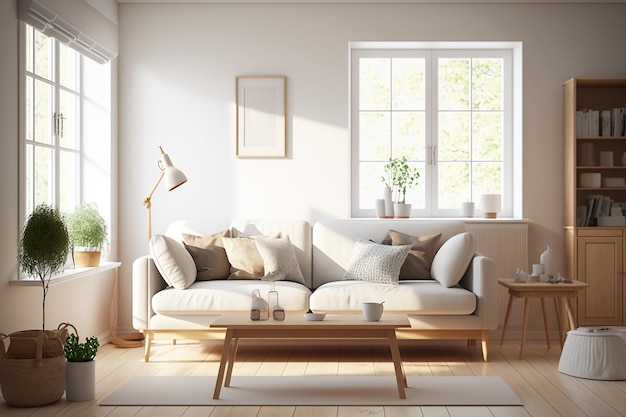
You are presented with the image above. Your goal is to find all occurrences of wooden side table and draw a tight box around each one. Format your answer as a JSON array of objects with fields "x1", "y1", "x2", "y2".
[{"x1": 498, "y1": 278, "x2": 589, "y2": 359}]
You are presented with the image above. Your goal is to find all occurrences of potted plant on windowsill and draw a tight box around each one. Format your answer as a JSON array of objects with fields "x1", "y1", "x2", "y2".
[
  {"x1": 66, "y1": 202, "x2": 108, "y2": 268},
  {"x1": 0, "y1": 204, "x2": 71, "y2": 406},
  {"x1": 63, "y1": 323, "x2": 99, "y2": 402},
  {"x1": 382, "y1": 156, "x2": 420, "y2": 218}
]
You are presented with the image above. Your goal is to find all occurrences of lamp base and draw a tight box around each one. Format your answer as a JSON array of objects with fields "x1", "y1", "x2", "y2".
[{"x1": 484, "y1": 212, "x2": 498, "y2": 219}]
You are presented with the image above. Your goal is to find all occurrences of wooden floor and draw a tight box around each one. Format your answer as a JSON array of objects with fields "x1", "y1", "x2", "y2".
[{"x1": 1, "y1": 337, "x2": 625, "y2": 417}]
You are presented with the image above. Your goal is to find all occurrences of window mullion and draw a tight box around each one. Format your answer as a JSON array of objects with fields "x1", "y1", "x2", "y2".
[{"x1": 53, "y1": 38, "x2": 61, "y2": 209}]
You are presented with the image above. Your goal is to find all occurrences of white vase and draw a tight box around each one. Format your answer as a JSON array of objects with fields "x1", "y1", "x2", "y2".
[
  {"x1": 65, "y1": 360, "x2": 96, "y2": 402},
  {"x1": 394, "y1": 203, "x2": 411, "y2": 218},
  {"x1": 383, "y1": 187, "x2": 394, "y2": 217},
  {"x1": 460, "y1": 202, "x2": 475, "y2": 217}
]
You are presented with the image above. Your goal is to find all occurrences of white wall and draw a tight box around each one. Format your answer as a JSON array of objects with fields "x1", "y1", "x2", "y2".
[{"x1": 116, "y1": 2, "x2": 626, "y2": 333}]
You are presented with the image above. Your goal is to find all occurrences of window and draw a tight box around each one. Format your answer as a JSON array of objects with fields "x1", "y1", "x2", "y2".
[
  {"x1": 22, "y1": 23, "x2": 80, "y2": 217},
  {"x1": 351, "y1": 43, "x2": 520, "y2": 218},
  {"x1": 19, "y1": 22, "x2": 113, "y2": 243}
]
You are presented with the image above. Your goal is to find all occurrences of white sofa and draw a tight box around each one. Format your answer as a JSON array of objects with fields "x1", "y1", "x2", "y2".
[{"x1": 132, "y1": 219, "x2": 497, "y2": 362}]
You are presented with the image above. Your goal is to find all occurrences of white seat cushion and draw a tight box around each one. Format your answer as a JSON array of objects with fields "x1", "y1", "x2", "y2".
[
  {"x1": 152, "y1": 280, "x2": 311, "y2": 314},
  {"x1": 309, "y1": 280, "x2": 476, "y2": 315}
]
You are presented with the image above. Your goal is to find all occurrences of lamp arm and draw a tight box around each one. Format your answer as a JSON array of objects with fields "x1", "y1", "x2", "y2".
[{"x1": 144, "y1": 170, "x2": 165, "y2": 241}]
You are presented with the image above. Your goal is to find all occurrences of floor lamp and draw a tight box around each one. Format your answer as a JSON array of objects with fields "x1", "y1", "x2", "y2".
[
  {"x1": 110, "y1": 146, "x2": 188, "y2": 348},
  {"x1": 144, "y1": 146, "x2": 188, "y2": 240}
]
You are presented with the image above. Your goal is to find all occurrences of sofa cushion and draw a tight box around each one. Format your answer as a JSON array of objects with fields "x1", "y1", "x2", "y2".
[
  {"x1": 183, "y1": 243, "x2": 231, "y2": 281},
  {"x1": 255, "y1": 236, "x2": 305, "y2": 284},
  {"x1": 309, "y1": 280, "x2": 476, "y2": 314},
  {"x1": 343, "y1": 239, "x2": 412, "y2": 285},
  {"x1": 150, "y1": 234, "x2": 197, "y2": 290},
  {"x1": 222, "y1": 237, "x2": 265, "y2": 280},
  {"x1": 152, "y1": 280, "x2": 311, "y2": 314},
  {"x1": 182, "y1": 229, "x2": 230, "y2": 247},
  {"x1": 384, "y1": 230, "x2": 441, "y2": 280},
  {"x1": 431, "y1": 232, "x2": 476, "y2": 288}
]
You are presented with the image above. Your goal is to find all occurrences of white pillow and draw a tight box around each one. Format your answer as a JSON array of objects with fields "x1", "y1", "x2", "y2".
[
  {"x1": 430, "y1": 232, "x2": 476, "y2": 288},
  {"x1": 343, "y1": 239, "x2": 411, "y2": 285},
  {"x1": 255, "y1": 236, "x2": 305, "y2": 285},
  {"x1": 149, "y1": 234, "x2": 197, "y2": 289}
]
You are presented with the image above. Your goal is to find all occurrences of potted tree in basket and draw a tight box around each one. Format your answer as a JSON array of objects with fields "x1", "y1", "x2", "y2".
[
  {"x1": 66, "y1": 202, "x2": 108, "y2": 267},
  {"x1": 0, "y1": 204, "x2": 71, "y2": 406},
  {"x1": 381, "y1": 156, "x2": 420, "y2": 218},
  {"x1": 63, "y1": 323, "x2": 99, "y2": 402}
]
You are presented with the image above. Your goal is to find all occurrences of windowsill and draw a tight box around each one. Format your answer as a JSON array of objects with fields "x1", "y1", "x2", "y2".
[
  {"x1": 358, "y1": 217, "x2": 533, "y2": 223},
  {"x1": 11, "y1": 261, "x2": 121, "y2": 287}
]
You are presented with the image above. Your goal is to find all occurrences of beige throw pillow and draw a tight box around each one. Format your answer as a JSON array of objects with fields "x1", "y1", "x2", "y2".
[
  {"x1": 182, "y1": 229, "x2": 230, "y2": 248},
  {"x1": 385, "y1": 230, "x2": 441, "y2": 280},
  {"x1": 222, "y1": 237, "x2": 265, "y2": 280},
  {"x1": 255, "y1": 236, "x2": 305, "y2": 285}
]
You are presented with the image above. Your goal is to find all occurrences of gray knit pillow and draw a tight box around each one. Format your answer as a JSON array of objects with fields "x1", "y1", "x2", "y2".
[{"x1": 343, "y1": 239, "x2": 411, "y2": 285}]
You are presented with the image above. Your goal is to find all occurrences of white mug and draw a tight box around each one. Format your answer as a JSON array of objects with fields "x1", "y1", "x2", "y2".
[{"x1": 362, "y1": 302, "x2": 384, "y2": 321}]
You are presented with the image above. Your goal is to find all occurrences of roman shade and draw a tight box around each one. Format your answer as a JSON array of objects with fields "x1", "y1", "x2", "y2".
[{"x1": 18, "y1": 0, "x2": 118, "y2": 64}]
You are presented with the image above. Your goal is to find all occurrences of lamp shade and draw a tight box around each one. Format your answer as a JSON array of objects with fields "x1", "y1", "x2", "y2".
[
  {"x1": 480, "y1": 194, "x2": 501, "y2": 219},
  {"x1": 160, "y1": 152, "x2": 188, "y2": 191}
]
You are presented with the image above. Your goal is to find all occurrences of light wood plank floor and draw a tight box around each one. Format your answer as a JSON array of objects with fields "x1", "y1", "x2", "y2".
[{"x1": 1, "y1": 337, "x2": 625, "y2": 417}]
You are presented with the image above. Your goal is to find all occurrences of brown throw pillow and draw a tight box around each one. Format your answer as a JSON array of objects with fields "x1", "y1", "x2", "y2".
[
  {"x1": 384, "y1": 230, "x2": 441, "y2": 280},
  {"x1": 183, "y1": 243, "x2": 231, "y2": 281}
]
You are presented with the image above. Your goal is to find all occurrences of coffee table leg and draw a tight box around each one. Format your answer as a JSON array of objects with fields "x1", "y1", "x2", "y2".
[
  {"x1": 213, "y1": 329, "x2": 235, "y2": 399},
  {"x1": 388, "y1": 329, "x2": 406, "y2": 399},
  {"x1": 224, "y1": 337, "x2": 239, "y2": 387}
]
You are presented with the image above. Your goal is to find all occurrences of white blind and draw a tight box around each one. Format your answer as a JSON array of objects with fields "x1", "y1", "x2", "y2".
[{"x1": 18, "y1": 0, "x2": 118, "y2": 64}]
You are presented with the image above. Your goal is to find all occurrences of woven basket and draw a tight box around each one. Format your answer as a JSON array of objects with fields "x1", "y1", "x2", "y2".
[
  {"x1": 0, "y1": 324, "x2": 70, "y2": 407},
  {"x1": 0, "y1": 356, "x2": 66, "y2": 406},
  {"x1": 6, "y1": 328, "x2": 67, "y2": 359}
]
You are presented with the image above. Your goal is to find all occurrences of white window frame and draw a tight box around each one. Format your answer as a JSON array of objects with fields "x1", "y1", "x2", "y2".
[
  {"x1": 350, "y1": 41, "x2": 522, "y2": 219},
  {"x1": 18, "y1": 22, "x2": 114, "y2": 269}
]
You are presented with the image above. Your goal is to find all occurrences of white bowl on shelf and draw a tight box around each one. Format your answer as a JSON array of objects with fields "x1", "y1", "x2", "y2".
[{"x1": 304, "y1": 312, "x2": 326, "y2": 321}]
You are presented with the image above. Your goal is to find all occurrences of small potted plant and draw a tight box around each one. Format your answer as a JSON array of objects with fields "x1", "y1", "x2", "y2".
[
  {"x1": 63, "y1": 323, "x2": 99, "y2": 402},
  {"x1": 66, "y1": 202, "x2": 108, "y2": 267},
  {"x1": 381, "y1": 156, "x2": 420, "y2": 218}
]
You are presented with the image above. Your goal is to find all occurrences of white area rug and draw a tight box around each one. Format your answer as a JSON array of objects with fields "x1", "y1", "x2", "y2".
[{"x1": 100, "y1": 375, "x2": 523, "y2": 406}]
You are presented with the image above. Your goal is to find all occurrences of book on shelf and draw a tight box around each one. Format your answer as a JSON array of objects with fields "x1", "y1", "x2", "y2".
[
  {"x1": 583, "y1": 194, "x2": 614, "y2": 226},
  {"x1": 577, "y1": 107, "x2": 626, "y2": 137}
]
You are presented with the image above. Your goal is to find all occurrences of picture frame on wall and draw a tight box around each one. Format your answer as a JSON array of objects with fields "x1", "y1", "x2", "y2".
[{"x1": 236, "y1": 75, "x2": 286, "y2": 158}]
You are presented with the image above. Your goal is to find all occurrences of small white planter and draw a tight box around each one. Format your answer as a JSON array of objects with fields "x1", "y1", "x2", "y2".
[
  {"x1": 394, "y1": 203, "x2": 412, "y2": 218},
  {"x1": 65, "y1": 360, "x2": 95, "y2": 402}
]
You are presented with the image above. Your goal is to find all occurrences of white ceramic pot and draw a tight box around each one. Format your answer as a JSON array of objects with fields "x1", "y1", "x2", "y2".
[
  {"x1": 65, "y1": 360, "x2": 96, "y2": 402},
  {"x1": 394, "y1": 203, "x2": 411, "y2": 218}
]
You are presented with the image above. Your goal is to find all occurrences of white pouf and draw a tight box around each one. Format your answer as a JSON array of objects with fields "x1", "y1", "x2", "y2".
[{"x1": 558, "y1": 328, "x2": 626, "y2": 380}]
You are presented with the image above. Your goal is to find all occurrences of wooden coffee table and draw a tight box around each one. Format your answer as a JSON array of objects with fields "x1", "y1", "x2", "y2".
[{"x1": 210, "y1": 314, "x2": 410, "y2": 399}]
